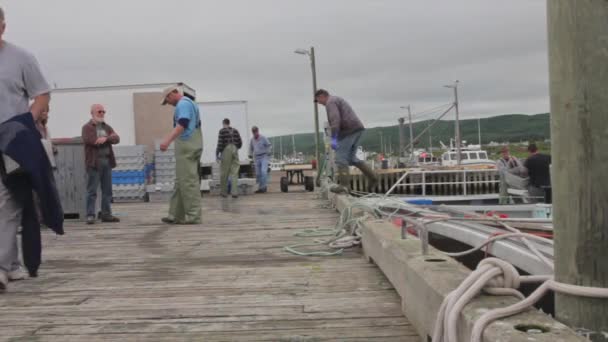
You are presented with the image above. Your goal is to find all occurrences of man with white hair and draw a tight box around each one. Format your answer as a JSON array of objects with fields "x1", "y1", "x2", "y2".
[
  {"x1": 159, "y1": 86, "x2": 203, "y2": 224},
  {"x1": 0, "y1": 6, "x2": 52, "y2": 290},
  {"x1": 81, "y1": 104, "x2": 121, "y2": 225}
]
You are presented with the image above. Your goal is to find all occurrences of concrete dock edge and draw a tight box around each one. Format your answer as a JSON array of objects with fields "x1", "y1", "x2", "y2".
[{"x1": 326, "y1": 192, "x2": 585, "y2": 341}]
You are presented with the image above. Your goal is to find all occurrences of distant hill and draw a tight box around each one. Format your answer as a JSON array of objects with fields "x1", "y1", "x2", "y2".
[{"x1": 269, "y1": 113, "x2": 550, "y2": 157}]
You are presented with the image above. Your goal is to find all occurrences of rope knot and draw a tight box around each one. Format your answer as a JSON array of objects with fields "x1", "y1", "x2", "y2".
[{"x1": 479, "y1": 258, "x2": 521, "y2": 290}]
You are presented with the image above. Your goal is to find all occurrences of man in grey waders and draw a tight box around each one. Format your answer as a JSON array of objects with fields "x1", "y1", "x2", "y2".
[
  {"x1": 216, "y1": 118, "x2": 243, "y2": 198},
  {"x1": 159, "y1": 86, "x2": 203, "y2": 224},
  {"x1": 314, "y1": 89, "x2": 377, "y2": 193}
]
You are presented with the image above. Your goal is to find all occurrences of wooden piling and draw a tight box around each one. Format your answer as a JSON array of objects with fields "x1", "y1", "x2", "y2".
[{"x1": 548, "y1": 1, "x2": 608, "y2": 339}]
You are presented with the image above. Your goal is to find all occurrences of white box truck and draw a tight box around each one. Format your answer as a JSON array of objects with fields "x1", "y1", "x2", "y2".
[{"x1": 198, "y1": 100, "x2": 251, "y2": 166}]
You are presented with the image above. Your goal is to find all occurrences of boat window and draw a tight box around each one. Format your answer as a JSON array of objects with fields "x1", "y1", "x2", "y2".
[
  {"x1": 449, "y1": 153, "x2": 456, "y2": 160},
  {"x1": 443, "y1": 154, "x2": 449, "y2": 161},
  {"x1": 479, "y1": 152, "x2": 488, "y2": 159},
  {"x1": 460, "y1": 153, "x2": 468, "y2": 160},
  {"x1": 469, "y1": 152, "x2": 478, "y2": 160}
]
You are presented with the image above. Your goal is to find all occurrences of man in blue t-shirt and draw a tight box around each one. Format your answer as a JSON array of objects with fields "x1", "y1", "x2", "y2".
[{"x1": 159, "y1": 86, "x2": 203, "y2": 224}]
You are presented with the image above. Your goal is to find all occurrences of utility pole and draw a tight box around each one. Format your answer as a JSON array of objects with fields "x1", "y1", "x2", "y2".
[
  {"x1": 548, "y1": 1, "x2": 608, "y2": 341},
  {"x1": 408, "y1": 106, "x2": 414, "y2": 155},
  {"x1": 294, "y1": 47, "x2": 320, "y2": 167},
  {"x1": 292, "y1": 135, "x2": 296, "y2": 158},
  {"x1": 445, "y1": 81, "x2": 461, "y2": 164},
  {"x1": 478, "y1": 117, "x2": 482, "y2": 146},
  {"x1": 398, "y1": 118, "x2": 406, "y2": 158},
  {"x1": 279, "y1": 136, "x2": 283, "y2": 160},
  {"x1": 310, "y1": 47, "x2": 320, "y2": 166},
  {"x1": 400, "y1": 105, "x2": 415, "y2": 155},
  {"x1": 428, "y1": 122, "x2": 433, "y2": 152}
]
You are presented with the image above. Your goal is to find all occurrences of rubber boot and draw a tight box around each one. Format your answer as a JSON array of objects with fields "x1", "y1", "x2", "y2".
[
  {"x1": 354, "y1": 162, "x2": 378, "y2": 193},
  {"x1": 330, "y1": 166, "x2": 350, "y2": 194}
]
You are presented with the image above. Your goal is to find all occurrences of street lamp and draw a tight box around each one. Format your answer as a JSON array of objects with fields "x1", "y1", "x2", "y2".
[
  {"x1": 399, "y1": 105, "x2": 414, "y2": 155},
  {"x1": 294, "y1": 47, "x2": 320, "y2": 171},
  {"x1": 444, "y1": 81, "x2": 461, "y2": 165}
]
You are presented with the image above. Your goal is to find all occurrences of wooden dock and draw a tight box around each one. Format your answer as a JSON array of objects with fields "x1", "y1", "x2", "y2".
[{"x1": 0, "y1": 190, "x2": 418, "y2": 341}]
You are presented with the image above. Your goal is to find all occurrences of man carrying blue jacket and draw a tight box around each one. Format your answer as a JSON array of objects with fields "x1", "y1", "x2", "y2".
[
  {"x1": 159, "y1": 86, "x2": 203, "y2": 224},
  {"x1": 315, "y1": 89, "x2": 377, "y2": 193},
  {"x1": 0, "y1": 6, "x2": 53, "y2": 291}
]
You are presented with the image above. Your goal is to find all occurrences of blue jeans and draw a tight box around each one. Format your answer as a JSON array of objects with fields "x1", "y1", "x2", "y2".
[
  {"x1": 255, "y1": 156, "x2": 269, "y2": 190},
  {"x1": 86, "y1": 157, "x2": 113, "y2": 218},
  {"x1": 335, "y1": 130, "x2": 364, "y2": 167}
]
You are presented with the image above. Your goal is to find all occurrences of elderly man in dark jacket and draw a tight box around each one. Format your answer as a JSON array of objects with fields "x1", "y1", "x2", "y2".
[
  {"x1": 81, "y1": 104, "x2": 121, "y2": 224},
  {"x1": 315, "y1": 89, "x2": 378, "y2": 193}
]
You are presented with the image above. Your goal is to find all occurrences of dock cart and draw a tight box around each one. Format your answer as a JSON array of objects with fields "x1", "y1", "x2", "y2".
[{"x1": 280, "y1": 164, "x2": 315, "y2": 193}]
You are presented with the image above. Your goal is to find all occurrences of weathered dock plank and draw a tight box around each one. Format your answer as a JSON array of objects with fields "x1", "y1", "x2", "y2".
[{"x1": 0, "y1": 191, "x2": 417, "y2": 341}]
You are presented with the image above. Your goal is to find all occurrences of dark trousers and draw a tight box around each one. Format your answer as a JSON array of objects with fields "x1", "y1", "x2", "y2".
[{"x1": 86, "y1": 157, "x2": 112, "y2": 218}]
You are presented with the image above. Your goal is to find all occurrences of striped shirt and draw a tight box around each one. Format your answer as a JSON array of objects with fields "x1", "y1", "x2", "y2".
[{"x1": 216, "y1": 127, "x2": 243, "y2": 156}]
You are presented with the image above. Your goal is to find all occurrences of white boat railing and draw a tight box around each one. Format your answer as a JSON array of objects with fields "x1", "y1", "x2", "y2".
[{"x1": 385, "y1": 169, "x2": 499, "y2": 197}]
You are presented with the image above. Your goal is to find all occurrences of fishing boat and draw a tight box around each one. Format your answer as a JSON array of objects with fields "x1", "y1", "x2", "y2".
[{"x1": 439, "y1": 140, "x2": 496, "y2": 168}]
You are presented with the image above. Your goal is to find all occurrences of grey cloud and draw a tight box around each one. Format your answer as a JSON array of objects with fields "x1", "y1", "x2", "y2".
[{"x1": 4, "y1": 0, "x2": 549, "y2": 136}]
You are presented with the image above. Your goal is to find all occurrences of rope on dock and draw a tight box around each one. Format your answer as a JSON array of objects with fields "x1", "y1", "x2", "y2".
[
  {"x1": 283, "y1": 194, "x2": 382, "y2": 256},
  {"x1": 433, "y1": 257, "x2": 608, "y2": 342}
]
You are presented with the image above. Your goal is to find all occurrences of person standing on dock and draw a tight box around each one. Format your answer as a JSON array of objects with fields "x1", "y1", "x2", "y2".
[
  {"x1": 0, "y1": 5, "x2": 56, "y2": 290},
  {"x1": 216, "y1": 118, "x2": 243, "y2": 198},
  {"x1": 314, "y1": 89, "x2": 378, "y2": 193},
  {"x1": 159, "y1": 86, "x2": 203, "y2": 224},
  {"x1": 249, "y1": 126, "x2": 272, "y2": 194},
  {"x1": 81, "y1": 104, "x2": 121, "y2": 225},
  {"x1": 524, "y1": 143, "x2": 551, "y2": 202}
]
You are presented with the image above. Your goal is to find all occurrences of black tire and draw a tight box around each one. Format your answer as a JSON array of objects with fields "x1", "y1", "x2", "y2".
[
  {"x1": 305, "y1": 176, "x2": 314, "y2": 192},
  {"x1": 280, "y1": 177, "x2": 289, "y2": 193}
]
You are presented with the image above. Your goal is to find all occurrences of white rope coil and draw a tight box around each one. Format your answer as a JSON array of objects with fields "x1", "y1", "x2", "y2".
[{"x1": 433, "y1": 257, "x2": 608, "y2": 342}]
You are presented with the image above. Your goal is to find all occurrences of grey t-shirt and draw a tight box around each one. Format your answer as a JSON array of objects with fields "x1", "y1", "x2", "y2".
[
  {"x1": 0, "y1": 41, "x2": 51, "y2": 124},
  {"x1": 96, "y1": 124, "x2": 111, "y2": 158}
]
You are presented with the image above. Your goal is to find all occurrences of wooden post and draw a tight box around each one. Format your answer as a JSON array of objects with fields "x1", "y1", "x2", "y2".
[{"x1": 548, "y1": 1, "x2": 608, "y2": 340}]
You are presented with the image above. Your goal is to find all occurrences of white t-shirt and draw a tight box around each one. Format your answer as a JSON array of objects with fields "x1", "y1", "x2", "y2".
[{"x1": 0, "y1": 41, "x2": 50, "y2": 123}]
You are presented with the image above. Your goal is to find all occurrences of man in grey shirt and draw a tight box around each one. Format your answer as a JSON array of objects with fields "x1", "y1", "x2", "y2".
[
  {"x1": 315, "y1": 89, "x2": 377, "y2": 193},
  {"x1": 249, "y1": 126, "x2": 272, "y2": 193},
  {"x1": 0, "y1": 6, "x2": 51, "y2": 291}
]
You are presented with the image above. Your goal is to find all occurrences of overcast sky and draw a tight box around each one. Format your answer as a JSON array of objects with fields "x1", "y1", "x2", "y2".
[{"x1": 4, "y1": 0, "x2": 549, "y2": 136}]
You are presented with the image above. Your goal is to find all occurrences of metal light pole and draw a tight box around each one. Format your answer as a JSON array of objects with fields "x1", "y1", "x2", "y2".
[
  {"x1": 398, "y1": 118, "x2": 406, "y2": 157},
  {"x1": 400, "y1": 105, "x2": 415, "y2": 156},
  {"x1": 294, "y1": 47, "x2": 320, "y2": 168},
  {"x1": 428, "y1": 122, "x2": 433, "y2": 152},
  {"x1": 478, "y1": 117, "x2": 482, "y2": 145},
  {"x1": 444, "y1": 81, "x2": 461, "y2": 165}
]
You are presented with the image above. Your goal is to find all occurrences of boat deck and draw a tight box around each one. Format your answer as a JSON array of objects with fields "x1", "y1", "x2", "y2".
[{"x1": 0, "y1": 190, "x2": 418, "y2": 341}]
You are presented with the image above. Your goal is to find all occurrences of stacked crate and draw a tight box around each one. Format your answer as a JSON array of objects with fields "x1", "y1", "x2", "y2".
[
  {"x1": 112, "y1": 145, "x2": 148, "y2": 201},
  {"x1": 147, "y1": 141, "x2": 176, "y2": 202}
]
